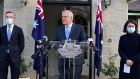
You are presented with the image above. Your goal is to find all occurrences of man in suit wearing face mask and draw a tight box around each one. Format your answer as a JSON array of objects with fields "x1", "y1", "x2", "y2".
[{"x1": 0, "y1": 11, "x2": 25, "y2": 79}]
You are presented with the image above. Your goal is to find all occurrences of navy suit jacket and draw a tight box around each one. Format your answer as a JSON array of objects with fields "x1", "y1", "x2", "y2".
[
  {"x1": 54, "y1": 24, "x2": 86, "y2": 66},
  {"x1": 0, "y1": 25, "x2": 24, "y2": 63}
]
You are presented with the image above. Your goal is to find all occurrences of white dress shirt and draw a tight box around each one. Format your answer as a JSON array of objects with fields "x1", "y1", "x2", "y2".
[{"x1": 65, "y1": 23, "x2": 73, "y2": 32}]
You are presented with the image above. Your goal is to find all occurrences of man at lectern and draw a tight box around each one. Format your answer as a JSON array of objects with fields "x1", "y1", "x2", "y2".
[{"x1": 54, "y1": 10, "x2": 86, "y2": 79}]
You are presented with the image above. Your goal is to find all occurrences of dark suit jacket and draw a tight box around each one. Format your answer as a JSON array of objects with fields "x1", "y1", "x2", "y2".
[
  {"x1": 54, "y1": 24, "x2": 86, "y2": 66},
  {"x1": 0, "y1": 25, "x2": 24, "y2": 63}
]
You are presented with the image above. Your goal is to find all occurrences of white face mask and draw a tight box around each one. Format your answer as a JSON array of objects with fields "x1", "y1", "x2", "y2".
[
  {"x1": 5, "y1": 18, "x2": 13, "y2": 25},
  {"x1": 127, "y1": 27, "x2": 135, "y2": 34}
]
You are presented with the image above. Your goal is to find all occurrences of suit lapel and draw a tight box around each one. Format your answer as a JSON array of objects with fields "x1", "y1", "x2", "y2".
[
  {"x1": 62, "y1": 24, "x2": 76, "y2": 40},
  {"x1": 10, "y1": 25, "x2": 16, "y2": 41},
  {"x1": 62, "y1": 26, "x2": 66, "y2": 40},
  {"x1": 3, "y1": 26, "x2": 8, "y2": 42},
  {"x1": 69, "y1": 24, "x2": 75, "y2": 39}
]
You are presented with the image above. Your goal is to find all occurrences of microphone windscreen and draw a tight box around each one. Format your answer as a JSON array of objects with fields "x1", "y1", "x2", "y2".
[{"x1": 87, "y1": 38, "x2": 93, "y2": 44}]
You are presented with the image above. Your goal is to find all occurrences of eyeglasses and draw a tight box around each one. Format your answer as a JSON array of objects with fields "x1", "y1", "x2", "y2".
[
  {"x1": 127, "y1": 25, "x2": 135, "y2": 27},
  {"x1": 62, "y1": 16, "x2": 70, "y2": 18}
]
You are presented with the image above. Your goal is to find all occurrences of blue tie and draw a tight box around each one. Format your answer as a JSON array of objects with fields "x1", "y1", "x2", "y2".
[
  {"x1": 7, "y1": 26, "x2": 11, "y2": 41},
  {"x1": 65, "y1": 26, "x2": 70, "y2": 40}
]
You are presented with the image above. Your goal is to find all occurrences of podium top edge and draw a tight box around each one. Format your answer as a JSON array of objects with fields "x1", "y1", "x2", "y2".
[{"x1": 50, "y1": 41, "x2": 87, "y2": 43}]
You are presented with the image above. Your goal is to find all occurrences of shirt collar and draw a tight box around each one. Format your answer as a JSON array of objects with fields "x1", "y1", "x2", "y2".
[
  {"x1": 65, "y1": 23, "x2": 73, "y2": 28},
  {"x1": 7, "y1": 24, "x2": 14, "y2": 28}
]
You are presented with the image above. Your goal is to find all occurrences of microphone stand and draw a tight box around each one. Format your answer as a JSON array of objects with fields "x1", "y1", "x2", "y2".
[
  {"x1": 37, "y1": 44, "x2": 48, "y2": 79},
  {"x1": 39, "y1": 47, "x2": 44, "y2": 79},
  {"x1": 45, "y1": 44, "x2": 55, "y2": 79},
  {"x1": 32, "y1": 48, "x2": 42, "y2": 79},
  {"x1": 89, "y1": 42, "x2": 100, "y2": 79},
  {"x1": 32, "y1": 46, "x2": 44, "y2": 79},
  {"x1": 89, "y1": 46, "x2": 93, "y2": 79},
  {"x1": 45, "y1": 48, "x2": 49, "y2": 79},
  {"x1": 32, "y1": 38, "x2": 49, "y2": 79}
]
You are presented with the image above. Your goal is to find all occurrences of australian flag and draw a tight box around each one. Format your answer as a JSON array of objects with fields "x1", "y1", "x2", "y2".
[
  {"x1": 32, "y1": 0, "x2": 46, "y2": 77},
  {"x1": 94, "y1": 0, "x2": 103, "y2": 77}
]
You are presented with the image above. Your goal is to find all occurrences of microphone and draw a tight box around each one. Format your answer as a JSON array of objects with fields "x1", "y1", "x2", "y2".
[
  {"x1": 90, "y1": 41, "x2": 94, "y2": 47},
  {"x1": 42, "y1": 44, "x2": 52, "y2": 56},
  {"x1": 31, "y1": 44, "x2": 52, "y2": 59},
  {"x1": 37, "y1": 36, "x2": 48, "y2": 44},
  {"x1": 36, "y1": 36, "x2": 48, "y2": 49},
  {"x1": 46, "y1": 44, "x2": 52, "y2": 50},
  {"x1": 32, "y1": 36, "x2": 49, "y2": 59},
  {"x1": 87, "y1": 38, "x2": 100, "y2": 52},
  {"x1": 90, "y1": 41, "x2": 100, "y2": 52}
]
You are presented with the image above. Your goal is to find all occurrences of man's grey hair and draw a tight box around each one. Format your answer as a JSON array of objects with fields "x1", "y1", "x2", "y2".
[{"x1": 62, "y1": 10, "x2": 73, "y2": 17}]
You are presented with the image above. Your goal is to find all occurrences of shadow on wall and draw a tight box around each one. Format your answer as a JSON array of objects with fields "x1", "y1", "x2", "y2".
[{"x1": 0, "y1": 1, "x2": 4, "y2": 26}]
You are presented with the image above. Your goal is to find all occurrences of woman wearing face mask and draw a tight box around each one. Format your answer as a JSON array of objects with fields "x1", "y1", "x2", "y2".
[{"x1": 118, "y1": 19, "x2": 140, "y2": 79}]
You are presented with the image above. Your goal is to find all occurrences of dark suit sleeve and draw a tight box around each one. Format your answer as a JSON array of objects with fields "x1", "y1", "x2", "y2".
[
  {"x1": 131, "y1": 36, "x2": 140, "y2": 63},
  {"x1": 118, "y1": 36, "x2": 128, "y2": 62},
  {"x1": 0, "y1": 28, "x2": 1, "y2": 46},
  {"x1": 19, "y1": 28, "x2": 25, "y2": 53},
  {"x1": 53, "y1": 29, "x2": 60, "y2": 50},
  {"x1": 79, "y1": 26, "x2": 86, "y2": 42},
  {"x1": 54, "y1": 29, "x2": 58, "y2": 41}
]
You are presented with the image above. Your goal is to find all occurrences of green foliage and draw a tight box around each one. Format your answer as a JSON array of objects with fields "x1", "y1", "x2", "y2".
[
  {"x1": 101, "y1": 53, "x2": 118, "y2": 78},
  {"x1": 20, "y1": 55, "x2": 32, "y2": 76}
]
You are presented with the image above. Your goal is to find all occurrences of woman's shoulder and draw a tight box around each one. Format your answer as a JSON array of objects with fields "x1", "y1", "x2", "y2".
[
  {"x1": 120, "y1": 34, "x2": 127, "y2": 38},
  {"x1": 135, "y1": 33, "x2": 140, "y2": 36},
  {"x1": 135, "y1": 33, "x2": 140, "y2": 39}
]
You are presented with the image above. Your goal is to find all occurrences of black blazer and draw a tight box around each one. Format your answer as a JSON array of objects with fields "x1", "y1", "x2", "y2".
[
  {"x1": 0, "y1": 25, "x2": 25, "y2": 63},
  {"x1": 54, "y1": 24, "x2": 86, "y2": 66}
]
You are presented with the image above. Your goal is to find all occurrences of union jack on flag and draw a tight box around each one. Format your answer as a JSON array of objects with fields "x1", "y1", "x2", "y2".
[
  {"x1": 32, "y1": 0, "x2": 46, "y2": 77},
  {"x1": 32, "y1": 0, "x2": 45, "y2": 40},
  {"x1": 94, "y1": 0, "x2": 103, "y2": 77}
]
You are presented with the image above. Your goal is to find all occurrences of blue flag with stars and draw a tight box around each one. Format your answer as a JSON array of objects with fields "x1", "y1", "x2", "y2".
[
  {"x1": 32, "y1": 0, "x2": 46, "y2": 77},
  {"x1": 94, "y1": 0, "x2": 103, "y2": 77}
]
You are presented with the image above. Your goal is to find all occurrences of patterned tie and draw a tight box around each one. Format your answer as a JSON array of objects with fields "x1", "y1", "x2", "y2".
[
  {"x1": 65, "y1": 26, "x2": 70, "y2": 40},
  {"x1": 7, "y1": 26, "x2": 11, "y2": 41}
]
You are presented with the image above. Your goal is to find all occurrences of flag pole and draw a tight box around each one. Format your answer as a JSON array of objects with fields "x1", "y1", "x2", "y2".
[
  {"x1": 89, "y1": 0, "x2": 94, "y2": 78},
  {"x1": 46, "y1": 51, "x2": 48, "y2": 79},
  {"x1": 89, "y1": 48, "x2": 93, "y2": 79},
  {"x1": 92, "y1": 0, "x2": 96, "y2": 78}
]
